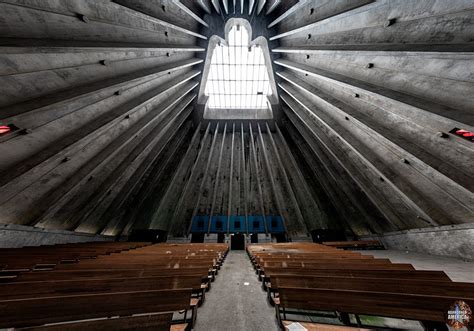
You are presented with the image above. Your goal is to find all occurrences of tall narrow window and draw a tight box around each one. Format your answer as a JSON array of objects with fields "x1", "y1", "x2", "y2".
[{"x1": 204, "y1": 24, "x2": 272, "y2": 110}]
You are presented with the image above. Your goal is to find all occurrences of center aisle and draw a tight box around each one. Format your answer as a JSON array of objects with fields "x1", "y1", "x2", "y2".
[{"x1": 194, "y1": 250, "x2": 277, "y2": 331}]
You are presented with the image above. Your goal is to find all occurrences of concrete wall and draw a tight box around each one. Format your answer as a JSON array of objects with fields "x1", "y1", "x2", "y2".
[
  {"x1": 0, "y1": 224, "x2": 113, "y2": 248},
  {"x1": 271, "y1": 0, "x2": 474, "y2": 235},
  {"x1": 0, "y1": 0, "x2": 205, "y2": 236},
  {"x1": 362, "y1": 224, "x2": 474, "y2": 261},
  {"x1": 0, "y1": 0, "x2": 472, "y2": 242},
  {"x1": 148, "y1": 122, "x2": 331, "y2": 240}
]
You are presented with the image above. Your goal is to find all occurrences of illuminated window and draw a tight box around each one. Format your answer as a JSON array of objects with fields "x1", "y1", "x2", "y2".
[{"x1": 204, "y1": 24, "x2": 272, "y2": 109}]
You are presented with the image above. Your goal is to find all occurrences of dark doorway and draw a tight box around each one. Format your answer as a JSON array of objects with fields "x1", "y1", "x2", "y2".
[
  {"x1": 311, "y1": 229, "x2": 346, "y2": 243},
  {"x1": 230, "y1": 233, "x2": 245, "y2": 250},
  {"x1": 274, "y1": 233, "x2": 287, "y2": 243},
  {"x1": 128, "y1": 229, "x2": 167, "y2": 243},
  {"x1": 250, "y1": 233, "x2": 258, "y2": 243},
  {"x1": 217, "y1": 233, "x2": 225, "y2": 243},
  {"x1": 191, "y1": 233, "x2": 205, "y2": 243}
]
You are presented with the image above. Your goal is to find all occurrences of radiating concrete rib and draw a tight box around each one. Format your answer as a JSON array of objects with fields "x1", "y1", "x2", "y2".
[
  {"x1": 273, "y1": 44, "x2": 474, "y2": 52},
  {"x1": 136, "y1": 122, "x2": 198, "y2": 232},
  {"x1": 274, "y1": 59, "x2": 474, "y2": 126},
  {"x1": 267, "y1": 0, "x2": 305, "y2": 28},
  {"x1": 222, "y1": 0, "x2": 229, "y2": 14},
  {"x1": 0, "y1": 57, "x2": 203, "y2": 122},
  {"x1": 0, "y1": 45, "x2": 204, "y2": 55},
  {"x1": 107, "y1": 1, "x2": 208, "y2": 39},
  {"x1": 269, "y1": 0, "x2": 374, "y2": 40},
  {"x1": 248, "y1": 0, "x2": 255, "y2": 15},
  {"x1": 0, "y1": 78, "x2": 200, "y2": 231},
  {"x1": 275, "y1": 123, "x2": 329, "y2": 229},
  {"x1": 197, "y1": 0, "x2": 212, "y2": 14},
  {"x1": 248, "y1": 124, "x2": 268, "y2": 235},
  {"x1": 35, "y1": 91, "x2": 197, "y2": 231},
  {"x1": 168, "y1": 123, "x2": 211, "y2": 235},
  {"x1": 265, "y1": 0, "x2": 280, "y2": 15},
  {"x1": 0, "y1": 49, "x2": 203, "y2": 77},
  {"x1": 120, "y1": 121, "x2": 197, "y2": 235},
  {"x1": 0, "y1": 72, "x2": 201, "y2": 207},
  {"x1": 188, "y1": 123, "x2": 220, "y2": 235},
  {"x1": 211, "y1": 0, "x2": 220, "y2": 14},
  {"x1": 256, "y1": 123, "x2": 288, "y2": 234},
  {"x1": 275, "y1": 71, "x2": 474, "y2": 191},
  {"x1": 207, "y1": 123, "x2": 227, "y2": 235},
  {"x1": 227, "y1": 124, "x2": 235, "y2": 234},
  {"x1": 1, "y1": 0, "x2": 204, "y2": 40},
  {"x1": 276, "y1": 62, "x2": 474, "y2": 187},
  {"x1": 256, "y1": 0, "x2": 266, "y2": 15},
  {"x1": 241, "y1": 123, "x2": 249, "y2": 233},
  {"x1": 279, "y1": 91, "x2": 431, "y2": 231},
  {"x1": 280, "y1": 93, "x2": 391, "y2": 232},
  {"x1": 282, "y1": 120, "x2": 369, "y2": 234},
  {"x1": 93, "y1": 103, "x2": 195, "y2": 235},
  {"x1": 92, "y1": 101, "x2": 196, "y2": 235},
  {"x1": 265, "y1": 122, "x2": 306, "y2": 233},
  {"x1": 172, "y1": 0, "x2": 209, "y2": 27},
  {"x1": 277, "y1": 73, "x2": 474, "y2": 224}
]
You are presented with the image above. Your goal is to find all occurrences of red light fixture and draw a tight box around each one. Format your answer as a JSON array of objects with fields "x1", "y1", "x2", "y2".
[
  {"x1": 0, "y1": 125, "x2": 11, "y2": 135},
  {"x1": 450, "y1": 128, "x2": 474, "y2": 142}
]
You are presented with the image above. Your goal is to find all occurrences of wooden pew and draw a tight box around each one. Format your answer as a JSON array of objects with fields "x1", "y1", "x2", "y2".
[
  {"x1": 322, "y1": 240, "x2": 384, "y2": 250},
  {"x1": 0, "y1": 275, "x2": 207, "y2": 303},
  {"x1": 275, "y1": 287, "x2": 474, "y2": 327},
  {"x1": 13, "y1": 267, "x2": 213, "y2": 283},
  {"x1": 18, "y1": 313, "x2": 175, "y2": 331},
  {"x1": 282, "y1": 321, "x2": 370, "y2": 331},
  {"x1": 261, "y1": 268, "x2": 451, "y2": 283},
  {"x1": 0, "y1": 289, "x2": 195, "y2": 329},
  {"x1": 0, "y1": 243, "x2": 230, "y2": 330},
  {"x1": 268, "y1": 274, "x2": 474, "y2": 305},
  {"x1": 0, "y1": 242, "x2": 152, "y2": 271},
  {"x1": 247, "y1": 243, "x2": 472, "y2": 330}
]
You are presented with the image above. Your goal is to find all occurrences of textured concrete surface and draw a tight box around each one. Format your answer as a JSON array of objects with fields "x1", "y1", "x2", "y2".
[
  {"x1": 0, "y1": 0, "x2": 473, "y2": 243},
  {"x1": 194, "y1": 251, "x2": 278, "y2": 331},
  {"x1": 361, "y1": 223, "x2": 474, "y2": 261},
  {"x1": 359, "y1": 249, "x2": 474, "y2": 283},
  {"x1": 0, "y1": 224, "x2": 113, "y2": 248}
]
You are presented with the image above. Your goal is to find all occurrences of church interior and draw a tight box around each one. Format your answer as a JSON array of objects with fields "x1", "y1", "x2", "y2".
[{"x1": 0, "y1": 0, "x2": 473, "y2": 330}]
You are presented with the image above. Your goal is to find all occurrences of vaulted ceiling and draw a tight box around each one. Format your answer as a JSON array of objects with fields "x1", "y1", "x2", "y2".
[{"x1": 0, "y1": 0, "x2": 472, "y2": 240}]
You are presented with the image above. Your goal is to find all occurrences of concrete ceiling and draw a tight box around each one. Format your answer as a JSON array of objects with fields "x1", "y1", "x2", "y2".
[{"x1": 0, "y1": 0, "x2": 472, "y2": 240}]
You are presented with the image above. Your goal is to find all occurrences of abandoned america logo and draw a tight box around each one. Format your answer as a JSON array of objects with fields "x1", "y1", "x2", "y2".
[{"x1": 446, "y1": 300, "x2": 472, "y2": 329}]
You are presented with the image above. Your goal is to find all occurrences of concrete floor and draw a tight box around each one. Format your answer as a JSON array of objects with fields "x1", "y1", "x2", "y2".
[
  {"x1": 194, "y1": 250, "x2": 278, "y2": 331},
  {"x1": 358, "y1": 250, "x2": 474, "y2": 283}
]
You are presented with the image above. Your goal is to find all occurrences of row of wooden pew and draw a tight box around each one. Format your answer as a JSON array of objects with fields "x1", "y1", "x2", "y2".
[
  {"x1": 0, "y1": 242, "x2": 229, "y2": 330},
  {"x1": 321, "y1": 240, "x2": 384, "y2": 250},
  {"x1": 247, "y1": 243, "x2": 474, "y2": 330}
]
